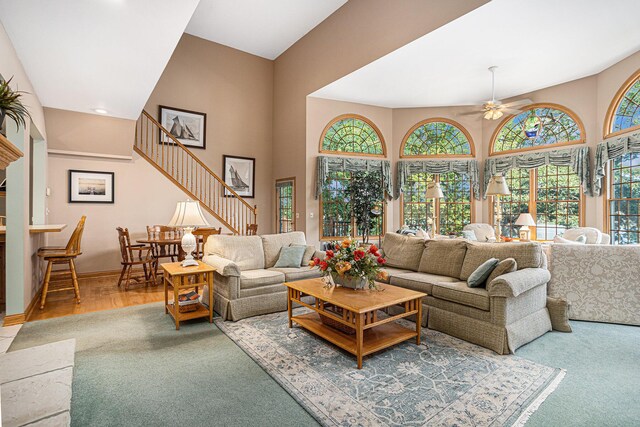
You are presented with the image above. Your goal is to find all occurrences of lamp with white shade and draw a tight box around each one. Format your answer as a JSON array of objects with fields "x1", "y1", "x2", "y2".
[
  {"x1": 486, "y1": 175, "x2": 510, "y2": 242},
  {"x1": 515, "y1": 213, "x2": 535, "y2": 241},
  {"x1": 168, "y1": 200, "x2": 210, "y2": 267},
  {"x1": 425, "y1": 182, "x2": 444, "y2": 234}
]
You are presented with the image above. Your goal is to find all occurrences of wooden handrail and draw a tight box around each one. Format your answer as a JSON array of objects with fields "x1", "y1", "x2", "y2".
[{"x1": 135, "y1": 110, "x2": 257, "y2": 235}]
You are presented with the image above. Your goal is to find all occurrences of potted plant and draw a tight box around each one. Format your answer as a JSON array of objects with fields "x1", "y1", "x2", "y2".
[
  {"x1": 0, "y1": 77, "x2": 31, "y2": 130},
  {"x1": 345, "y1": 170, "x2": 384, "y2": 244},
  {"x1": 310, "y1": 238, "x2": 388, "y2": 290}
]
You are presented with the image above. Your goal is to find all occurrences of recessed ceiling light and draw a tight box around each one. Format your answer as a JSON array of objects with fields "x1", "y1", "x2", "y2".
[{"x1": 93, "y1": 108, "x2": 108, "y2": 114}]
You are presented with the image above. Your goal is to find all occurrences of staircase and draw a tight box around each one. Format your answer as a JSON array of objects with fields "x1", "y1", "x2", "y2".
[{"x1": 134, "y1": 110, "x2": 257, "y2": 235}]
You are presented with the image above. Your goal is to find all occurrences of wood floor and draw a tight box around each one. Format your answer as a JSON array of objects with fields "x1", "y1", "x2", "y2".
[{"x1": 27, "y1": 272, "x2": 165, "y2": 322}]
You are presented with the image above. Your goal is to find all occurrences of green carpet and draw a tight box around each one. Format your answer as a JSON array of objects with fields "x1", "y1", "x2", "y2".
[
  {"x1": 10, "y1": 303, "x2": 640, "y2": 426},
  {"x1": 10, "y1": 303, "x2": 317, "y2": 427}
]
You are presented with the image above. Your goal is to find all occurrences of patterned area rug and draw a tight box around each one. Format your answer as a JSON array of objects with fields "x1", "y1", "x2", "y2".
[{"x1": 216, "y1": 309, "x2": 565, "y2": 427}]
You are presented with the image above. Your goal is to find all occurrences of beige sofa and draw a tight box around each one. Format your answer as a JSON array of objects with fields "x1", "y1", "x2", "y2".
[
  {"x1": 202, "y1": 232, "x2": 324, "y2": 321},
  {"x1": 379, "y1": 233, "x2": 552, "y2": 354}
]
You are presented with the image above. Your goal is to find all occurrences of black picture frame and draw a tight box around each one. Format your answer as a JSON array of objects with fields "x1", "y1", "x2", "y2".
[
  {"x1": 68, "y1": 169, "x2": 115, "y2": 204},
  {"x1": 223, "y1": 155, "x2": 255, "y2": 198},
  {"x1": 158, "y1": 105, "x2": 207, "y2": 149}
]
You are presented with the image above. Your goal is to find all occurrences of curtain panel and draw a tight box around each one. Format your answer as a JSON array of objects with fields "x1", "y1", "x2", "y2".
[
  {"x1": 483, "y1": 146, "x2": 591, "y2": 198},
  {"x1": 395, "y1": 159, "x2": 480, "y2": 200},
  {"x1": 593, "y1": 130, "x2": 640, "y2": 196},
  {"x1": 315, "y1": 155, "x2": 393, "y2": 200}
]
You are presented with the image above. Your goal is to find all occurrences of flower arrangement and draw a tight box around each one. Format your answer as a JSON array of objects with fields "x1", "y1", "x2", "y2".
[{"x1": 309, "y1": 239, "x2": 388, "y2": 290}]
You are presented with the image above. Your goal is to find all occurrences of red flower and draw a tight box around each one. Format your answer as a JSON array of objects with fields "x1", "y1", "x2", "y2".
[
  {"x1": 373, "y1": 251, "x2": 380, "y2": 257},
  {"x1": 368, "y1": 245, "x2": 378, "y2": 254},
  {"x1": 377, "y1": 257, "x2": 386, "y2": 265},
  {"x1": 325, "y1": 250, "x2": 334, "y2": 259},
  {"x1": 313, "y1": 257, "x2": 320, "y2": 265},
  {"x1": 319, "y1": 261, "x2": 328, "y2": 271},
  {"x1": 354, "y1": 250, "x2": 365, "y2": 261}
]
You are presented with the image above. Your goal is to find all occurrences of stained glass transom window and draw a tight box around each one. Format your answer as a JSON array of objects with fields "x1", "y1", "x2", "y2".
[
  {"x1": 402, "y1": 120, "x2": 473, "y2": 156},
  {"x1": 492, "y1": 106, "x2": 583, "y2": 154},
  {"x1": 321, "y1": 116, "x2": 385, "y2": 156},
  {"x1": 610, "y1": 76, "x2": 640, "y2": 134}
]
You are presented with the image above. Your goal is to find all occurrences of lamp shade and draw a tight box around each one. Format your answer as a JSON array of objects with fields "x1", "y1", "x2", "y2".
[
  {"x1": 168, "y1": 200, "x2": 210, "y2": 227},
  {"x1": 425, "y1": 182, "x2": 444, "y2": 199},
  {"x1": 515, "y1": 213, "x2": 535, "y2": 227},
  {"x1": 486, "y1": 175, "x2": 511, "y2": 196}
]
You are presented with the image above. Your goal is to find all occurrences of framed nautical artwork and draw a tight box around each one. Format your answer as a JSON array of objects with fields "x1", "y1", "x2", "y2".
[
  {"x1": 68, "y1": 170, "x2": 114, "y2": 203},
  {"x1": 159, "y1": 105, "x2": 207, "y2": 149},
  {"x1": 223, "y1": 155, "x2": 255, "y2": 198}
]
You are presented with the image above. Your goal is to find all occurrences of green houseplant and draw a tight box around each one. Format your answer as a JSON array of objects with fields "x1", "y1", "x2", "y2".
[
  {"x1": 345, "y1": 170, "x2": 384, "y2": 244},
  {"x1": 0, "y1": 77, "x2": 31, "y2": 130}
]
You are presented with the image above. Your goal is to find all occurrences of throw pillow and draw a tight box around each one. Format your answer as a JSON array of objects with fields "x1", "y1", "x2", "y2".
[
  {"x1": 415, "y1": 228, "x2": 430, "y2": 240},
  {"x1": 460, "y1": 230, "x2": 477, "y2": 241},
  {"x1": 575, "y1": 234, "x2": 587, "y2": 244},
  {"x1": 467, "y1": 257, "x2": 499, "y2": 288},
  {"x1": 547, "y1": 297, "x2": 572, "y2": 332},
  {"x1": 290, "y1": 243, "x2": 315, "y2": 266},
  {"x1": 485, "y1": 258, "x2": 517, "y2": 286},
  {"x1": 274, "y1": 245, "x2": 306, "y2": 268}
]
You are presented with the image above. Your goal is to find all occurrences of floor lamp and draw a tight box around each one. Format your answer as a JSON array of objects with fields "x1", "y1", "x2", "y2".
[
  {"x1": 425, "y1": 182, "x2": 444, "y2": 235},
  {"x1": 486, "y1": 175, "x2": 510, "y2": 242}
]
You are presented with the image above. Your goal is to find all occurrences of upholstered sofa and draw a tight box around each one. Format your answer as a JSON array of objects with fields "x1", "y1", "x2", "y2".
[
  {"x1": 203, "y1": 232, "x2": 324, "y2": 321},
  {"x1": 379, "y1": 233, "x2": 552, "y2": 354}
]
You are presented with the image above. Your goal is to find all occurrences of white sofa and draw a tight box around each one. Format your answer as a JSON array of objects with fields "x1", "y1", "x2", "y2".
[{"x1": 559, "y1": 227, "x2": 611, "y2": 244}]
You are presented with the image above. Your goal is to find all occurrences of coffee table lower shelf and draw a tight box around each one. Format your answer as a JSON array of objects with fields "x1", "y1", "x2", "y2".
[{"x1": 292, "y1": 312, "x2": 417, "y2": 360}]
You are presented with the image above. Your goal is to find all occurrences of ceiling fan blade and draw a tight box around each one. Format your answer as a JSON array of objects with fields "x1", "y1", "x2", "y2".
[
  {"x1": 457, "y1": 110, "x2": 484, "y2": 116},
  {"x1": 501, "y1": 107, "x2": 524, "y2": 115},
  {"x1": 501, "y1": 98, "x2": 533, "y2": 108}
]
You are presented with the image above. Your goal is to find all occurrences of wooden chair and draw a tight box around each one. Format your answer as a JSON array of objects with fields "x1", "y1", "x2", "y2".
[
  {"x1": 146, "y1": 225, "x2": 181, "y2": 262},
  {"x1": 246, "y1": 224, "x2": 258, "y2": 236},
  {"x1": 37, "y1": 216, "x2": 86, "y2": 309},
  {"x1": 117, "y1": 227, "x2": 157, "y2": 290},
  {"x1": 193, "y1": 227, "x2": 222, "y2": 260}
]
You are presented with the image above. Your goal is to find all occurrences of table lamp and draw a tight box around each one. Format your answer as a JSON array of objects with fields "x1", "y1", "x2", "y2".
[
  {"x1": 515, "y1": 213, "x2": 535, "y2": 241},
  {"x1": 425, "y1": 182, "x2": 444, "y2": 234},
  {"x1": 168, "y1": 200, "x2": 210, "y2": 267},
  {"x1": 486, "y1": 175, "x2": 510, "y2": 242}
]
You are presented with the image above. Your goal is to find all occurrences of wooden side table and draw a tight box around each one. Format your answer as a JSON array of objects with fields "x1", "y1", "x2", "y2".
[{"x1": 160, "y1": 261, "x2": 215, "y2": 330}]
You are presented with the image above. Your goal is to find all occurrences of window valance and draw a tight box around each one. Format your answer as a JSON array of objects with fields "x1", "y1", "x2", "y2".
[
  {"x1": 315, "y1": 155, "x2": 392, "y2": 200},
  {"x1": 483, "y1": 146, "x2": 591, "y2": 198},
  {"x1": 395, "y1": 159, "x2": 480, "y2": 200},
  {"x1": 593, "y1": 130, "x2": 640, "y2": 196}
]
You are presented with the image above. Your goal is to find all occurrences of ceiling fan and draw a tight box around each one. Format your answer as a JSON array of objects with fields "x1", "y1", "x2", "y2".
[{"x1": 461, "y1": 66, "x2": 532, "y2": 120}]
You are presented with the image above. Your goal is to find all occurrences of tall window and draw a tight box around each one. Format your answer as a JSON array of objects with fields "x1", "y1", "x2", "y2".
[
  {"x1": 319, "y1": 114, "x2": 386, "y2": 240},
  {"x1": 497, "y1": 166, "x2": 582, "y2": 240},
  {"x1": 400, "y1": 118, "x2": 475, "y2": 233},
  {"x1": 320, "y1": 114, "x2": 386, "y2": 156},
  {"x1": 608, "y1": 153, "x2": 640, "y2": 244},
  {"x1": 491, "y1": 104, "x2": 584, "y2": 155},
  {"x1": 275, "y1": 178, "x2": 295, "y2": 233}
]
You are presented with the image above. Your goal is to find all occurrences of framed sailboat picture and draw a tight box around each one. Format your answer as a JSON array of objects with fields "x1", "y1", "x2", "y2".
[
  {"x1": 223, "y1": 155, "x2": 255, "y2": 198},
  {"x1": 159, "y1": 105, "x2": 206, "y2": 149}
]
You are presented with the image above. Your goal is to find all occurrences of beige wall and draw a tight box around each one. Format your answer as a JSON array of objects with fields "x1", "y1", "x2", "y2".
[
  {"x1": 274, "y1": 0, "x2": 490, "y2": 234},
  {"x1": 44, "y1": 107, "x2": 135, "y2": 156},
  {"x1": 145, "y1": 34, "x2": 274, "y2": 234}
]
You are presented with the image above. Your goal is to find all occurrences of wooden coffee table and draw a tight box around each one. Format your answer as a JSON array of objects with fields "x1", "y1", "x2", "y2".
[{"x1": 285, "y1": 278, "x2": 426, "y2": 369}]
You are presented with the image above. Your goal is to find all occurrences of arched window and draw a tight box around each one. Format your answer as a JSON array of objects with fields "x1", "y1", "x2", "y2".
[
  {"x1": 604, "y1": 70, "x2": 640, "y2": 244},
  {"x1": 491, "y1": 104, "x2": 585, "y2": 155},
  {"x1": 401, "y1": 118, "x2": 474, "y2": 157},
  {"x1": 400, "y1": 119, "x2": 475, "y2": 234},
  {"x1": 604, "y1": 68, "x2": 640, "y2": 138},
  {"x1": 320, "y1": 114, "x2": 386, "y2": 156}
]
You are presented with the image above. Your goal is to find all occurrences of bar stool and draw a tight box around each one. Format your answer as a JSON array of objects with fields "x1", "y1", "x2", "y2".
[{"x1": 37, "y1": 216, "x2": 86, "y2": 309}]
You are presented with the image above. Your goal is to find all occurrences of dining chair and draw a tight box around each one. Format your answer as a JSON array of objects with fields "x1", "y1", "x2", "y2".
[
  {"x1": 37, "y1": 216, "x2": 86, "y2": 309},
  {"x1": 193, "y1": 227, "x2": 222, "y2": 260},
  {"x1": 246, "y1": 224, "x2": 258, "y2": 236},
  {"x1": 146, "y1": 225, "x2": 181, "y2": 262},
  {"x1": 117, "y1": 227, "x2": 157, "y2": 290}
]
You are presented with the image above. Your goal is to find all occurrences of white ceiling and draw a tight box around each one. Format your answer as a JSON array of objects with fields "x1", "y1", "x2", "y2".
[
  {"x1": 0, "y1": 0, "x2": 200, "y2": 120},
  {"x1": 311, "y1": 0, "x2": 640, "y2": 108},
  {"x1": 186, "y1": 0, "x2": 346, "y2": 60}
]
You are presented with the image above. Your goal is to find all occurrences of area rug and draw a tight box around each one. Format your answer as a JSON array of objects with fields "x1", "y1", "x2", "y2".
[{"x1": 216, "y1": 309, "x2": 565, "y2": 427}]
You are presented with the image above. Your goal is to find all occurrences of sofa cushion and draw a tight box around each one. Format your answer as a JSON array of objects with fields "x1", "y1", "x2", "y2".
[
  {"x1": 460, "y1": 242, "x2": 543, "y2": 281},
  {"x1": 261, "y1": 232, "x2": 307, "y2": 268},
  {"x1": 240, "y1": 269, "x2": 285, "y2": 289},
  {"x1": 467, "y1": 258, "x2": 499, "y2": 288},
  {"x1": 418, "y1": 239, "x2": 468, "y2": 279},
  {"x1": 432, "y1": 281, "x2": 490, "y2": 311},
  {"x1": 290, "y1": 244, "x2": 316, "y2": 266},
  {"x1": 381, "y1": 232, "x2": 425, "y2": 271},
  {"x1": 206, "y1": 235, "x2": 265, "y2": 271},
  {"x1": 378, "y1": 267, "x2": 414, "y2": 283},
  {"x1": 268, "y1": 267, "x2": 322, "y2": 282},
  {"x1": 274, "y1": 246, "x2": 306, "y2": 268},
  {"x1": 486, "y1": 258, "x2": 517, "y2": 286},
  {"x1": 390, "y1": 272, "x2": 457, "y2": 295}
]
